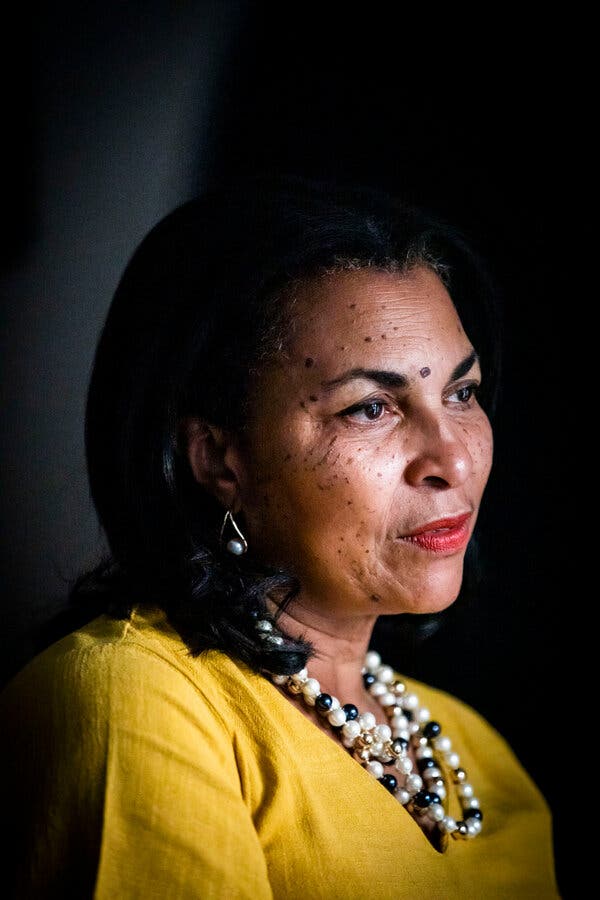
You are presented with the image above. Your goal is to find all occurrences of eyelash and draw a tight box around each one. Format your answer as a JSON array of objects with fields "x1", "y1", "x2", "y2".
[
  {"x1": 448, "y1": 383, "x2": 480, "y2": 405},
  {"x1": 338, "y1": 399, "x2": 391, "y2": 423},
  {"x1": 338, "y1": 382, "x2": 480, "y2": 424}
]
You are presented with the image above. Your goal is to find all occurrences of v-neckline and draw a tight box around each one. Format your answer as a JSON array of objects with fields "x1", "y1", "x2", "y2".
[{"x1": 262, "y1": 672, "x2": 449, "y2": 856}]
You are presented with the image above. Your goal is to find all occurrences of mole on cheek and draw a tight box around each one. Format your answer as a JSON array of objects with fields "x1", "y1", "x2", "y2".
[
  {"x1": 364, "y1": 336, "x2": 372, "y2": 342},
  {"x1": 309, "y1": 395, "x2": 318, "y2": 403},
  {"x1": 419, "y1": 366, "x2": 431, "y2": 378},
  {"x1": 304, "y1": 357, "x2": 314, "y2": 367}
]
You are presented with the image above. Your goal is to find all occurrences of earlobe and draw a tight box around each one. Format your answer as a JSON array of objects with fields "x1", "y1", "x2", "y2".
[{"x1": 179, "y1": 416, "x2": 242, "y2": 511}]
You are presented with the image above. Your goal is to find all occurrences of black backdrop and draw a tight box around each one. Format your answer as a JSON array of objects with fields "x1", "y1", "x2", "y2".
[{"x1": 1, "y1": 3, "x2": 568, "y2": 892}]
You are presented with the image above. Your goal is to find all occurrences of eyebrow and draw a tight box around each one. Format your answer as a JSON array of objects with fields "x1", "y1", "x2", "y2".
[{"x1": 320, "y1": 350, "x2": 480, "y2": 393}]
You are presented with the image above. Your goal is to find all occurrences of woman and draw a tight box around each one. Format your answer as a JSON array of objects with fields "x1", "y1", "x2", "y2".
[{"x1": 1, "y1": 175, "x2": 559, "y2": 897}]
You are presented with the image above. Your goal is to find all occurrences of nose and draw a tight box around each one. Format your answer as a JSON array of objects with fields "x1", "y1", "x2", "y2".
[{"x1": 403, "y1": 414, "x2": 473, "y2": 489}]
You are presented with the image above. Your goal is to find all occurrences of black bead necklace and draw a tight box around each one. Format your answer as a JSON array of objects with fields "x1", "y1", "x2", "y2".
[{"x1": 256, "y1": 616, "x2": 484, "y2": 841}]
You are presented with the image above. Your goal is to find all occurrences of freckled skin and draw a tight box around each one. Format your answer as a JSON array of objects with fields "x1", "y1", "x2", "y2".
[{"x1": 232, "y1": 267, "x2": 493, "y2": 619}]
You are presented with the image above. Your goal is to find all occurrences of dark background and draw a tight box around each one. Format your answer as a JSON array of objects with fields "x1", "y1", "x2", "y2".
[{"x1": 1, "y1": 2, "x2": 568, "y2": 893}]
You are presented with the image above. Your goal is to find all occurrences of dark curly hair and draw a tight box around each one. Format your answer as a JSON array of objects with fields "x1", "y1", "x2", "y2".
[{"x1": 68, "y1": 174, "x2": 500, "y2": 675}]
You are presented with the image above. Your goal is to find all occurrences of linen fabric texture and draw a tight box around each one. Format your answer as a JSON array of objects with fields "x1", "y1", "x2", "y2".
[{"x1": 1, "y1": 606, "x2": 559, "y2": 898}]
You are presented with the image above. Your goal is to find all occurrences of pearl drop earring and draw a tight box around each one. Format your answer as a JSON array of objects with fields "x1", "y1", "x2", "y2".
[{"x1": 220, "y1": 509, "x2": 248, "y2": 555}]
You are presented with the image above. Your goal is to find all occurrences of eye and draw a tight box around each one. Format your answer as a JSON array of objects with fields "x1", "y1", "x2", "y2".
[
  {"x1": 447, "y1": 382, "x2": 480, "y2": 405},
  {"x1": 338, "y1": 399, "x2": 388, "y2": 423}
]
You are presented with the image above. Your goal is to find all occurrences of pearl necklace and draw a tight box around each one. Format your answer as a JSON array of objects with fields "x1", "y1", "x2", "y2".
[{"x1": 256, "y1": 617, "x2": 484, "y2": 841}]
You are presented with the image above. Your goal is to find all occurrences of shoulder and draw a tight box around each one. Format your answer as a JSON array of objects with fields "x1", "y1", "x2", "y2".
[{"x1": 0, "y1": 606, "x2": 251, "y2": 748}]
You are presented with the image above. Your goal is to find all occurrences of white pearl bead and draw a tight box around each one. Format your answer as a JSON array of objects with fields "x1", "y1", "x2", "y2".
[
  {"x1": 466, "y1": 817, "x2": 483, "y2": 835},
  {"x1": 424, "y1": 767, "x2": 442, "y2": 780},
  {"x1": 392, "y1": 729, "x2": 410, "y2": 742},
  {"x1": 409, "y1": 722, "x2": 420, "y2": 735},
  {"x1": 397, "y1": 788, "x2": 411, "y2": 805},
  {"x1": 291, "y1": 667, "x2": 308, "y2": 681},
  {"x1": 434, "y1": 736, "x2": 452, "y2": 753},
  {"x1": 328, "y1": 707, "x2": 347, "y2": 727},
  {"x1": 467, "y1": 796, "x2": 480, "y2": 809},
  {"x1": 304, "y1": 693, "x2": 316, "y2": 706},
  {"x1": 268, "y1": 634, "x2": 284, "y2": 645},
  {"x1": 358, "y1": 712, "x2": 377, "y2": 731},
  {"x1": 376, "y1": 665, "x2": 395, "y2": 684},
  {"x1": 330, "y1": 697, "x2": 341, "y2": 710},
  {"x1": 390, "y1": 715, "x2": 409, "y2": 731},
  {"x1": 417, "y1": 707, "x2": 430, "y2": 723},
  {"x1": 402, "y1": 693, "x2": 419, "y2": 710},
  {"x1": 256, "y1": 620, "x2": 273, "y2": 632},
  {"x1": 395, "y1": 756, "x2": 413, "y2": 775},
  {"x1": 415, "y1": 746, "x2": 433, "y2": 759},
  {"x1": 439, "y1": 816, "x2": 458, "y2": 834},
  {"x1": 405, "y1": 773, "x2": 423, "y2": 794},
  {"x1": 447, "y1": 752, "x2": 460, "y2": 769},
  {"x1": 380, "y1": 691, "x2": 397, "y2": 707},
  {"x1": 371, "y1": 741, "x2": 384, "y2": 756},
  {"x1": 434, "y1": 784, "x2": 446, "y2": 800},
  {"x1": 366, "y1": 760, "x2": 384, "y2": 779},
  {"x1": 458, "y1": 783, "x2": 474, "y2": 799},
  {"x1": 227, "y1": 539, "x2": 245, "y2": 555},
  {"x1": 342, "y1": 720, "x2": 361, "y2": 740},
  {"x1": 369, "y1": 682, "x2": 387, "y2": 697},
  {"x1": 302, "y1": 678, "x2": 320, "y2": 698},
  {"x1": 365, "y1": 650, "x2": 381, "y2": 671},
  {"x1": 374, "y1": 724, "x2": 391, "y2": 742},
  {"x1": 466, "y1": 823, "x2": 478, "y2": 838},
  {"x1": 427, "y1": 803, "x2": 446, "y2": 822},
  {"x1": 271, "y1": 673, "x2": 288, "y2": 685}
]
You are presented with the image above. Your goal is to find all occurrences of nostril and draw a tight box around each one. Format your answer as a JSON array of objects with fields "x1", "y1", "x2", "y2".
[{"x1": 422, "y1": 475, "x2": 449, "y2": 487}]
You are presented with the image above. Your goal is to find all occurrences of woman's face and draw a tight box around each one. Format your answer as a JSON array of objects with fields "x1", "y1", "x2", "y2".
[{"x1": 234, "y1": 266, "x2": 493, "y2": 618}]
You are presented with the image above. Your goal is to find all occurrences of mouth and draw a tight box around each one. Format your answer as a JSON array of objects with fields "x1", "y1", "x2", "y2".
[{"x1": 396, "y1": 513, "x2": 472, "y2": 554}]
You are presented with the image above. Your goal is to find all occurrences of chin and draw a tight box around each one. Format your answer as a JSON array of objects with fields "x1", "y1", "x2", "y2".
[
  {"x1": 381, "y1": 564, "x2": 465, "y2": 616},
  {"x1": 409, "y1": 590, "x2": 460, "y2": 615}
]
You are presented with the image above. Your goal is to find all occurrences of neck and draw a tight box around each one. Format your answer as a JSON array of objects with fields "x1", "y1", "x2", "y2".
[{"x1": 268, "y1": 596, "x2": 378, "y2": 707}]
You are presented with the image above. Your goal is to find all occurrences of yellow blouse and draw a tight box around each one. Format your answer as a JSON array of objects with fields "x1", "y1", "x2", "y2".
[{"x1": 1, "y1": 606, "x2": 559, "y2": 898}]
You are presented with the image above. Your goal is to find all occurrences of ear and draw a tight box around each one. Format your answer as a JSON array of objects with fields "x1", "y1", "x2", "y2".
[{"x1": 179, "y1": 416, "x2": 243, "y2": 513}]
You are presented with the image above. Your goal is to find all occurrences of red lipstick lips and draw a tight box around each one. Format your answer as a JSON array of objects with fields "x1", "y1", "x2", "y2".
[{"x1": 399, "y1": 513, "x2": 472, "y2": 553}]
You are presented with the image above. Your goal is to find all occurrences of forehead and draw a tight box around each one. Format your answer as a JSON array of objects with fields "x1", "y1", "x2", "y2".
[{"x1": 282, "y1": 266, "x2": 466, "y2": 361}]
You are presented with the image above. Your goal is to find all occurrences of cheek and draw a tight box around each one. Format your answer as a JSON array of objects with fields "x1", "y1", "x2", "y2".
[
  {"x1": 297, "y1": 442, "x2": 400, "y2": 561},
  {"x1": 249, "y1": 435, "x2": 387, "y2": 548},
  {"x1": 466, "y1": 415, "x2": 494, "y2": 481}
]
